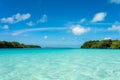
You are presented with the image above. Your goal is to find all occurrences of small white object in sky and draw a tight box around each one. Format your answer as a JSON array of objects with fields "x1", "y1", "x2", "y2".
[{"x1": 44, "y1": 35, "x2": 48, "y2": 39}]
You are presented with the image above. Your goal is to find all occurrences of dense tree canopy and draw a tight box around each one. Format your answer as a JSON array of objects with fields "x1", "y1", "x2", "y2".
[
  {"x1": 81, "y1": 40, "x2": 120, "y2": 49},
  {"x1": 0, "y1": 41, "x2": 41, "y2": 48}
]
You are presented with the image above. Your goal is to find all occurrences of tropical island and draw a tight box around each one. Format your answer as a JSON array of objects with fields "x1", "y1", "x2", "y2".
[
  {"x1": 0, "y1": 41, "x2": 41, "y2": 48},
  {"x1": 81, "y1": 40, "x2": 120, "y2": 49},
  {"x1": 1, "y1": 40, "x2": 120, "y2": 49}
]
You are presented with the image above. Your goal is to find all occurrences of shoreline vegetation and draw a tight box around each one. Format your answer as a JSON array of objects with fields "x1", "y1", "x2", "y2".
[
  {"x1": 0, "y1": 41, "x2": 41, "y2": 48},
  {"x1": 1, "y1": 40, "x2": 120, "y2": 49},
  {"x1": 81, "y1": 40, "x2": 120, "y2": 49}
]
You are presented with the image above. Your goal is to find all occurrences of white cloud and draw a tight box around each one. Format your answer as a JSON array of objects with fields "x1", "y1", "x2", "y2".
[
  {"x1": 1, "y1": 18, "x2": 14, "y2": 24},
  {"x1": 0, "y1": 25, "x2": 9, "y2": 30},
  {"x1": 44, "y1": 35, "x2": 48, "y2": 39},
  {"x1": 79, "y1": 18, "x2": 86, "y2": 24},
  {"x1": 104, "y1": 37, "x2": 111, "y2": 40},
  {"x1": 12, "y1": 27, "x2": 67, "y2": 36},
  {"x1": 71, "y1": 25, "x2": 90, "y2": 35},
  {"x1": 91, "y1": 12, "x2": 107, "y2": 23},
  {"x1": 0, "y1": 13, "x2": 31, "y2": 24},
  {"x1": 38, "y1": 14, "x2": 47, "y2": 23},
  {"x1": 26, "y1": 21, "x2": 34, "y2": 26},
  {"x1": 110, "y1": 0, "x2": 120, "y2": 4},
  {"x1": 108, "y1": 22, "x2": 120, "y2": 31},
  {"x1": 108, "y1": 25, "x2": 120, "y2": 31}
]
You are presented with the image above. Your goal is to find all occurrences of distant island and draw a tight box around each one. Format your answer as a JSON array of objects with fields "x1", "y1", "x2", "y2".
[
  {"x1": 0, "y1": 41, "x2": 41, "y2": 48},
  {"x1": 81, "y1": 40, "x2": 120, "y2": 49},
  {"x1": 1, "y1": 40, "x2": 120, "y2": 49}
]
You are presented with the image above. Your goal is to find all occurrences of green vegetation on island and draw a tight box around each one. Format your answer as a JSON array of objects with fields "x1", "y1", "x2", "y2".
[
  {"x1": 81, "y1": 40, "x2": 120, "y2": 49},
  {"x1": 0, "y1": 41, "x2": 41, "y2": 48}
]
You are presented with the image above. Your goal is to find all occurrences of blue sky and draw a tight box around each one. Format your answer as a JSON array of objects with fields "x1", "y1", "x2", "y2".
[{"x1": 0, "y1": 0, "x2": 120, "y2": 48}]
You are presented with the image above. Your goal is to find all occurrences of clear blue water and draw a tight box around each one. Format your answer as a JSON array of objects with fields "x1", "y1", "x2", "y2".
[{"x1": 0, "y1": 49, "x2": 120, "y2": 80}]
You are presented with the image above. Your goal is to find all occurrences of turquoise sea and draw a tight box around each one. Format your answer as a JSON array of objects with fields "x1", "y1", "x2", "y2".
[{"x1": 0, "y1": 49, "x2": 120, "y2": 80}]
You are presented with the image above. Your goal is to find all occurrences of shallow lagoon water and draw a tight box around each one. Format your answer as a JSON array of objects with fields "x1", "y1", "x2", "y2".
[{"x1": 0, "y1": 49, "x2": 120, "y2": 80}]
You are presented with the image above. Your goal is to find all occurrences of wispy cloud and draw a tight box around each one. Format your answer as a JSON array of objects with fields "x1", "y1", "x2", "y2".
[
  {"x1": 26, "y1": 21, "x2": 34, "y2": 26},
  {"x1": 0, "y1": 13, "x2": 31, "y2": 24},
  {"x1": 26, "y1": 14, "x2": 47, "y2": 26},
  {"x1": 108, "y1": 25, "x2": 120, "y2": 31},
  {"x1": 79, "y1": 18, "x2": 86, "y2": 24},
  {"x1": 37, "y1": 14, "x2": 47, "y2": 23},
  {"x1": 110, "y1": 0, "x2": 120, "y2": 4},
  {"x1": 0, "y1": 25, "x2": 9, "y2": 30},
  {"x1": 91, "y1": 12, "x2": 107, "y2": 23},
  {"x1": 12, "y1": 27, "x2": 67, "y2": 36},
  {"x1": 108, "y1": 21, "x2": 120, "y2": 31},
  {"x1": 104, "y1": 37, "x2": 111, "y2": 40},
  {"x1": 71, "y1": 24, "x2": 90, "y2": 35}
]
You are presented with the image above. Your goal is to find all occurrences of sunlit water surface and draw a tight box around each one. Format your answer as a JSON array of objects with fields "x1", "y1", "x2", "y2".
[{"x1": 0, "y1": 49, "x2": 120, "y2": 80}]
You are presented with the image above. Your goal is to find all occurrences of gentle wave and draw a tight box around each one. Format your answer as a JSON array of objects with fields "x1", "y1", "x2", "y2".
[{"x1": 0, "y1": 49, "x2": 120, "y2": 80}]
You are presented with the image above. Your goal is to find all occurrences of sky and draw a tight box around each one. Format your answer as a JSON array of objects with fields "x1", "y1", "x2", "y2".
[{"x1": 0, "y1": 0, "x2": 120, "y2": 48}]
